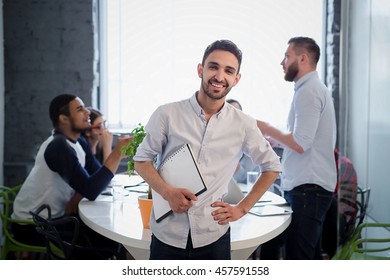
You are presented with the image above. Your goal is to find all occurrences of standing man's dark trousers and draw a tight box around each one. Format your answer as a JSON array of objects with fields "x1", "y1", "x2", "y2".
[{"x1": 284, "y1": 184, "x2": 333, "y2": 260}]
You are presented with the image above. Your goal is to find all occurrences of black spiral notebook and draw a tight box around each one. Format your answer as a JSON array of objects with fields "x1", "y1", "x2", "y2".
[{"x1": 153, "y1": 144, "x2": 207, "y2": 223}]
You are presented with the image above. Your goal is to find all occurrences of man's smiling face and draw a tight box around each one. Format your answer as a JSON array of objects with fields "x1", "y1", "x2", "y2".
[{"x1": 198, "y1": 50, "x2": 241, "y2": 100}]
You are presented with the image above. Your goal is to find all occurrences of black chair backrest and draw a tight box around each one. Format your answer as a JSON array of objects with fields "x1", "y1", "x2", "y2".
[
  {"x1": 30, "y1": 204, "x2": 80, "y2": 259},
  {"x1": 30, "y1": 204, "x2": 121, "y2": 260},
  {"x1": 356, "y1": 185, "x2": 371, "y2": 226}
]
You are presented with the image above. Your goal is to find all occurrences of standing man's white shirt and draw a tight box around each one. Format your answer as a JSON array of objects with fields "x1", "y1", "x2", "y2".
[{"x1": 281, "y1": 71, "x2": 337, "y2": 192}]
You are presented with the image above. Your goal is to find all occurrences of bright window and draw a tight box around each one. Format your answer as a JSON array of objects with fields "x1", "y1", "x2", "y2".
[{"x1": 99, "y1": 0, "x2": 324, "y2": 131}]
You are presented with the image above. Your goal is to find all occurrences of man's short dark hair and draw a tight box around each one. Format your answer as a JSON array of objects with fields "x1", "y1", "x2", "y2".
[
  {"x1": 202, "y1": 40, "x2": 243, "y2": 73},
  {"x1": 49, "y1": 94, "x2": 77, "y2": 127},
  {"x1": 288, "y1": 36, "x2": 320, "y2": 65}
]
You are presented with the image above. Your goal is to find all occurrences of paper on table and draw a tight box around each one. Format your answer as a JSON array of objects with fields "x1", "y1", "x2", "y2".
[
  {"x1": 249, "y1": 205, "x2": 292, "y2": 217},
  {"x1": 153, "y1": 144, "x2": 207, "y2": 222}
]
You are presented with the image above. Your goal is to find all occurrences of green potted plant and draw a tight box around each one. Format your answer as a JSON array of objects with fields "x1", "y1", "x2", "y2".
[
  {"x1": 121, "y1": 123, "x2": 152, "y2": 228},
  {"x1": 121, "y1": 123, "x2": 146, "y2": 173}
]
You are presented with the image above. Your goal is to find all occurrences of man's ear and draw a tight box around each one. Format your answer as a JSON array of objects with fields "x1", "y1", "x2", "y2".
[
  {"x1": 300, "y1": 53, "x2": 309, "y2": 64},
  {"x1": 232, "y1": 73, "x2": 241, "y2": 87},
  {"x1": 58, "y1": 114, "x2": 69, "y2": 125},
  {"x1": 197, "y1": 63, "x2": 203, "y2": 78}
]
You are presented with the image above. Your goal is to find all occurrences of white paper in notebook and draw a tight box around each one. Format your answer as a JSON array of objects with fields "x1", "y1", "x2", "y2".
[{"x1": 152, "y1": 144, "x2": 207, "y2": 222}]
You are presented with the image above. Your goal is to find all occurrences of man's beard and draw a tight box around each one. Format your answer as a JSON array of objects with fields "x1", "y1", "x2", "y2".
[
  {"x1": 201, "y1": 78, "x2": 232, "y2": 100},
  {"x1": 284, "y1": 60, "x2": 299, "y2": 82},
  {"x1": 70, "y1": 118, "x2": 89, "y2": 133}
]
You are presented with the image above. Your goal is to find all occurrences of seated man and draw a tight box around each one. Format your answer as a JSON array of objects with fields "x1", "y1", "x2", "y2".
[
  {"x1": 64, "y1": 107, "x2": 114, "y2": 216},
  {"x1": 11, "y1": 94, "x2": 132, "y2": 259}
]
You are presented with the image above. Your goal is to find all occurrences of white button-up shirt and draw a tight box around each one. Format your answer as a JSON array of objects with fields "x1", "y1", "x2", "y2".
[
  {"x1": 282, "y1": 71, "x2": 337, "y2": 192},
  {"x1": 134, "y1": 93, "x2": 281, "y2": 249}
]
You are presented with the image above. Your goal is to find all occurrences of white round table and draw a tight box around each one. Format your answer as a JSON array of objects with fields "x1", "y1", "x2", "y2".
[{"x1": 79, "y1": 175, "x2": 291, "y2": 260}]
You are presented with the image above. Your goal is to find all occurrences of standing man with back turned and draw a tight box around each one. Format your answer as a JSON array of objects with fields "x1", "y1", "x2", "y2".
[
  {"x1": 257, "y1": 37, "x2": 337, "y2": 259},
  {"x1": 134, "y1": 40, "x2": 282, "y2": 260}
]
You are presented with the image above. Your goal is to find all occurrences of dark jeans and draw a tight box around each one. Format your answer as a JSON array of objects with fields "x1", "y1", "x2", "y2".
[
  {"x1": 259, "y1": 231, "x2": 286, "y2": 260},
  {"x1": 150, "y1": 228, "x2": 231, "y2": 260},
  {"x1": 283, "y1": 184, "x2": 333, "y2": 260},
  {"x1": 321, "y1": 196, "x2": 338, "y2": 258},
  {"x1": 322, "y1": 196, "x2": 351, "y2": 258}
]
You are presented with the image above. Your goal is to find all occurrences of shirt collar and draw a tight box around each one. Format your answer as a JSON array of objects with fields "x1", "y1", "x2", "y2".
[
  {"x1": 217, "y1": 103, "x2": 227, "y2": 118},
  {"x1": 190, "y1": 92, "x2": 203, "y2": 117},
  {"x1": 52, "y1": 129, "x2": 78, "y2": 144},
  {"x1": 189, "y1": 91, "x2": 225, "y2": 119},
  {"x1": 294, "y1": 71, "x2": 318, "y2": 92}
]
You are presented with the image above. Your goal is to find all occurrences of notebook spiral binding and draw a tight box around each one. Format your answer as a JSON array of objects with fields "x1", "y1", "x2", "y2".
[{"x1": 159, "y1": 144, "x2": 188, "y2": 169}]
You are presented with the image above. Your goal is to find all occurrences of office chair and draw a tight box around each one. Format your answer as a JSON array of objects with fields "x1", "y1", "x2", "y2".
[
  {"x1": 0, "y1": 185, "x2": 46, "y2": 259},
  {"x1": 30, "y1": 204, "x2": 120, "y2": 260}
]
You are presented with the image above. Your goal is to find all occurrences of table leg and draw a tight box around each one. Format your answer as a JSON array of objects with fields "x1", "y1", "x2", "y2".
[
  {"x1": 123, "y1": 245, "x2": 149, "y2": 260},
  {"x1": 231, "y1": 246, "x2": 258, "y2": 260}
]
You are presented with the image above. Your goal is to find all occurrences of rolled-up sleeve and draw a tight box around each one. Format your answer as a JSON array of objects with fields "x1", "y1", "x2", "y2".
[
  {"x1": 292, "y1": 87, "x2": 323, "y2": 151},
  {"x1": 244, "y1": 119, "x2": 282, "y2": 173},
  {"x1": 133, "y1": 105, "x2": 166, "y2": 163}
]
